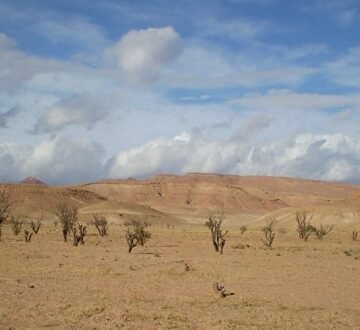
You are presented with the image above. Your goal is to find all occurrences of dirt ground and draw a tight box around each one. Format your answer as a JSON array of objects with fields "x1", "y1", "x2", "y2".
[{"x1": 0, "y1": 223, "x2": 359, "y2": 329}]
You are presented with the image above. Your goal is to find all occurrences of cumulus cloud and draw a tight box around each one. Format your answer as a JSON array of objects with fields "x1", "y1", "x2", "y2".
[
  {"x1": 33, "y1": 95, "x2": 108, "y2": 134},
  {"x1": 109, "y1": 132, "x2": 360, "y2": 183},
  {"x1": 107, "y1": 26, "x2": 183, "y2": 82},
  {"x1": 0, "y1": 138, "x2": 107, "y2": 184}
]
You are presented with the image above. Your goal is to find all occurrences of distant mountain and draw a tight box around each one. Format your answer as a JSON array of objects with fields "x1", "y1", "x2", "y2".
[{"x1": 20, "y1": 176, "x2": 47, "y2": 185}]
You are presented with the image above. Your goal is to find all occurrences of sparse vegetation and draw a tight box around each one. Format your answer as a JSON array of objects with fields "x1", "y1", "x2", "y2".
[
  {"x1": 0, "y1": 188, "x2": 13, "y2": 240},
  {"x1": 261, "y1": 219, "x2": 276, "y2": 248},
  {"x1": 72, "y1": 223, "x2": 87, "y2": 246},
  {"x1": 24, "y1": 229, "x2": 33, "y2": 242},
  {"x1": 55, "y1": 203, "x2": 78, "y2": 242},
  {"x1": 314, "y1": 224, "x2": 333, "y2": 240},
  {"x1": 125, "y1": 220, "x2": 151, "y2": 253},
  {"x1": 213, "y1": 282, "x2": 234, "y2": 298},
  {"x1": 352, "y1": 231, "x2": 358, "y2": 241},
  {"x1": 93, "y1": 214, "x2": 108, "y2": 237},
  {"x1": 205, "y1": 210, "x2": 228, "y2": 254},
  {"x1": 30, "y1": 219, "x2": 42, "y2": 234},
  {"x1": 296, "y1": 211, "x2": 315, "y2": 241},
  {"x1": 10, "y1": 216, "x2": 23, "y2": 235}
]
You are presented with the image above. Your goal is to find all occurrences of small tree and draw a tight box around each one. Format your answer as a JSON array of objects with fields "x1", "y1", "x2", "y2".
[
  {"x1": 261, "y1": 219, "x2": 276, "y2": 248},
  {"x1": 0, "y1": 188, "x2": 13, "y2": 240},
  {"x1": 10, "y1": 216, "x2": 23, "y2": 235},
  {"x1": 93, "y1": 214, "x2": 108, "y2": 237},
  {"x1": 30, "y1": 219, "x2": 42, "y2": 234},
  {"x1": 314, "y1": 224, "x2": 333, "y2": 240},
  {"x1": 55, "y1": 203, "x2": 78, "y2": 242},
  {"x1": 205, "y1": 210, "x2": 228, "y2": 254},
  {"x1": 125, "y1": 220, "x2": 151, "y2": 253},
  {"x1": 296, "y1": 211, "x2": 315, "y2": 241}
]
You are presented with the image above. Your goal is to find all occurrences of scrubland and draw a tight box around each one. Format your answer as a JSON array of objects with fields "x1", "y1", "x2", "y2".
[{"x1": 1, "y1": 223, "x2": 359, "y2": 329}]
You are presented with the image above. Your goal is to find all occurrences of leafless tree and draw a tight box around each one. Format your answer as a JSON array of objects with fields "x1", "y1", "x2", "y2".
[
  {"x1": 125, "y1": 220, "x2": 151, "y2": 253},
  {"x1": 93, "y1": 214, "x2": 108, "y2": 237},
  {"x1": 295, "y1": 211, "x2": 315, "y2": 241},
  {"x1": 261, "y1": 219, "x2": 276, "y2": 248},
  {"x1": 0, "y1": 188, "x2": 13, "y2": 240},
  {"x1": 205, "y1": 210, "x2": 228, "y2": 254},
  {"x1": 55, "y1": 203, "x2": 78, "y2": 242}
]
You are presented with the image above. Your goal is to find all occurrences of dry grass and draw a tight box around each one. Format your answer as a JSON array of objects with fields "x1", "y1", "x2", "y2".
[{"x1": 0, "y1": 224, "x2": 359, "y2": 329}]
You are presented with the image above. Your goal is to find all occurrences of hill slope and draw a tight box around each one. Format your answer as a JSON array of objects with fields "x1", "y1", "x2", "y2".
[{"x1": 2, "y1": 173, "x2": 359, "y2": 225}]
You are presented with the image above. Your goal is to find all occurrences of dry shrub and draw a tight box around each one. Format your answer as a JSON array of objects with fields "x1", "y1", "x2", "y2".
[
  {"x1": 261, "y1": 219, "x2": 276, "y2": 248},
  {"x1": 125, "y1": 220, "x2": 151, "y2": 253},
  {"x1": 205, "y1": 210, "x2": 228, "y2": 254},
  {"x1": 93, "y1": 214, "x2": 108, "y2": 237},
  {"x1": 55, "y1": 203, "x2": 78, "y2": 242},
  {"x1": 296, "y1": 211, "x2": 315, "y2": 241},
  {"x1": 10, "y1": 216, "x2": 23, "y2": 236}
]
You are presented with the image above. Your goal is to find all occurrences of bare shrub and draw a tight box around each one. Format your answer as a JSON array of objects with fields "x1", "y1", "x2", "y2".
[
  {"x1": 296, "y1": 211, "x2": 315, "y2": 241},
  {"x1": 125, "y1": 220, "x2": 151, "y2": 253},
  {"x1": 240, "y1": 225, "x2": 247, "y2": 235},
  {"x1": 0, "y1": 188, "x2": 13, "y2": 240},
  {"x1": 72, "y1": 223, "x2": 86, "y2": 246},
  {"x1": 93, "y1": 214, "x2": 108, "y2": 237},
  {"x1": 314, "y1": 224, "x2": 333, "y2": 240},
  {"x1": 30, "y1": 219, "x2": 42, "y2": 234},
  {"x1": 126, "y1": 229, "x2": 138, "y2": 253},
  {"x1": 352, "y1": 231, "x2": 358, "y2": 241},
  {"x1": 261, "y1": 219, "x2": 276, "y2": 248},
  {"x1": 10, "y1": 216, "x2": 23, "y2": 235},
  {"x1": 212, "y1": 282, "x2": 234, "y2": 298},
  {"x1": 24, "y1": 230, "x2": 33, "y2": 242},
  {"x1": 55, "y1": 203, "x2": 78, "y2": 242},
  {"x1": 205, "y1": 210, "x2": 228, "y2": 254}
]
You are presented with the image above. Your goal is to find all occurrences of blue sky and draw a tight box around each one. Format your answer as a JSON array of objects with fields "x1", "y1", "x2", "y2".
[{"x1": 0, "y1": 0, "x2": 359, "y2": 184}]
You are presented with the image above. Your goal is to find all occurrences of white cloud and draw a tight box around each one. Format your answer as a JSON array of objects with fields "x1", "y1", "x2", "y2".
[
  {"x1": 326, "y1": 47, "x2": 360, "y2": 87},
  {"x1": 0, "y1": 106, "x2": 20, "y2": 128},
  {"x1": 0, "y1": 138, "x2": 107, "y2": 184},
  {"x1": 163, "y1": 44, "x2": 318, "y2": 88},
  {"x1": 109, "y1": 132, "x2": 360, "y2": 183},
  {"x1": 107, "y1": 26, "x2": 184, "y2": 82},
  {"x1": 33, "y1": 95, "x2": 108, "y2": 133},
  {"x1": 229, "y1": 89, "x2": 360, "y2": 111}
]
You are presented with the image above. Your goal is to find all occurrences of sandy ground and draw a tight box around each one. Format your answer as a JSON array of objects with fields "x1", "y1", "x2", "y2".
[{"x1": 0, "y1": 223, "x2": 359, "y2": 329}]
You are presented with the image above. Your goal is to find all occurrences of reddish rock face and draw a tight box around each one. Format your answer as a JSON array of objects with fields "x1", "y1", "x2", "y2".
[{"x1": 20, "y1": 176, "x2": 47, "y2": 185}]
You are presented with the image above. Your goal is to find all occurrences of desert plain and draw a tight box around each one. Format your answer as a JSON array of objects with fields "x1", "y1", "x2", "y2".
[{"x1": 0, "y1": 173, "x2": 359, "y2": 329}]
